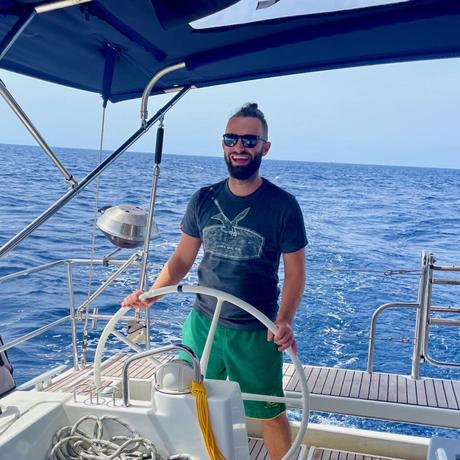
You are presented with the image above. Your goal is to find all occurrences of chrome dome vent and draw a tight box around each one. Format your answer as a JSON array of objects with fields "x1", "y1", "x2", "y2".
[{"x1": 96, "y1": 205, "x2": 158, "y2": 248}]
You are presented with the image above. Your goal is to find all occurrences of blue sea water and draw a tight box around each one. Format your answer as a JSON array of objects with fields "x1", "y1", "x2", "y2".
[{"x1": 1, "y1": 143, "x2": 459, "y2": 438}]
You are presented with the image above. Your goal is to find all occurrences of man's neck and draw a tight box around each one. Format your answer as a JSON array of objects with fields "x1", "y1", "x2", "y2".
[{"x1": 227, "y1": 174, "x2": 263, "y2": 197}]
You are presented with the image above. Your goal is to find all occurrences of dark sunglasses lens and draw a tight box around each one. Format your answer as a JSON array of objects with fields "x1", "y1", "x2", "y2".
[
  {"x1": 223, "y1": 134, "x2": 259, "y2": 148},
  {"x1": 241, "y1": 135, "x2": 258, "y2": 148},
  {"x1": 223, "y1": 134, "x2": 238, "y2": 147}
]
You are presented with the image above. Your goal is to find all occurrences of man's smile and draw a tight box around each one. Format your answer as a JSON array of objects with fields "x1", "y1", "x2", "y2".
[{"x1": 229, "y1": 153, "x2": 251, "y2": 165}]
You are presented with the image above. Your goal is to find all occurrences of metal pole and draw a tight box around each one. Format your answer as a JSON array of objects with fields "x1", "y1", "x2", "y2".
[
  {"x1": 0, "y1": 79, "x2": 77, "y2": 187},
  {"x1": 0, "y1": 316, "x2": 70, "y2": 353},
  {"x1": 140, "y1": 63, "x2": 186, "y2": 126},
  {"x1": 66, "y1": 261, "x2": 79, "y2": 370},
  {"x1": 138, "y1": 118, "x2": 165, "y2": 349},
  {"x1": 367, "y1": 302, "x2": 419, "y2": 373},
  {"x1": 0, "y1": 11, "x2": 36, "y2": 62},
  {"x1": 0, "y1": 86, "x2": 191, "y2": 259},
  {"x1": 76, "y1": 251, "x2": 141, "y2": 316},
  {"x1": 411, "y1": 251, "x2": 430, "y2": 379}
]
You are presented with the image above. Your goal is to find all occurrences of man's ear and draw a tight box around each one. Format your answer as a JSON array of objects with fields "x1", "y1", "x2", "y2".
[{"x1": 262, "y1": 141, "x2": 271, "y2": 156}]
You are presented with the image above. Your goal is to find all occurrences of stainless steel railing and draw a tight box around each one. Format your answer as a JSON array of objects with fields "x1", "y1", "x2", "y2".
[
  {"x1": 368, "y1": 251, "x2": 460, "y2": 378},
  {"x1": 0, "y1": 255, "x2": 142, "y2": 370}
]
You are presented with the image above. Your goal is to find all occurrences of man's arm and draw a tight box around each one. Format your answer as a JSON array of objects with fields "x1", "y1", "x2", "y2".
[
  {"x1": 121, "y1": 233, "x2": 202, "y2": 308},
  {"x1": 268, "y1": 247, "x2": 305, "y2": 353}
]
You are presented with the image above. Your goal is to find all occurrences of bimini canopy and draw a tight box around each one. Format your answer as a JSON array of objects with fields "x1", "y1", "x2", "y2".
[{"x1": 0, "y1": 0, "x2": 460, "y2": 102}]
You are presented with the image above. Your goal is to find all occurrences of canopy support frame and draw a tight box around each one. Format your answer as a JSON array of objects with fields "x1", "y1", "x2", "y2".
[
  {"x1": 0, "y1": 85, "x2": 191, "y2": 259},
  {"x1": 0, "y1": 78, "x2": 78, "y2": 188},
  {"x1": 0, "y1": 10, "x2": 36, "y2": 62}
]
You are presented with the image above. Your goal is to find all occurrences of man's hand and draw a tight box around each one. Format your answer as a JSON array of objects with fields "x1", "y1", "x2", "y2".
[
  {"x1": 121, "y1": 289, "x2": 153, "y2": 309},
  {"x1": 267, "y1": 320, "x2": 297, "y2": 354}
]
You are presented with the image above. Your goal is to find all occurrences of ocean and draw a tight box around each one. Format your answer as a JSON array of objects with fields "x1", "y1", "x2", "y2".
[{"x1": 1, "y1": 143, "x2": 459, "y2": 438}]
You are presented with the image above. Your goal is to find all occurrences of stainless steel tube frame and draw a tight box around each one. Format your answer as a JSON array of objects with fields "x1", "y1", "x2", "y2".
[
  {"x1": 122, "y1": 343, "x2": 201, "y2": 406},
  {"x1": 138, "y1": 163, "x2": 161, "y2": 349},
  {"x1": 0, "y1": 79, "x2": 77, "y2": 187},
  {"x1": 76, "y1": 251, "x2": 141, "y2": 316},
  {"x1": 411, "y1": 251, "x2": 431, "y2": 379},
  {"x1": 66, "y1": 262, "x2": 79, "y2": 370},
  {"x1": 0, "y1": 258, "x2": 139, "y2": 284},
  {"x1": 367, "y1": 302, "x2": 420, "y2": 374},
  {"x1": 0, "y1": 316, "x2": 71, "y2": 353},
  {"x1": 0, "y1": 11, "x2": 36, "y2": 62},
  {"x1": 140, "y1": 62, "x2": 186, "y2": 126},
  {"x1": 0, "y1": 86, "x2": 190, "y2": 259}
]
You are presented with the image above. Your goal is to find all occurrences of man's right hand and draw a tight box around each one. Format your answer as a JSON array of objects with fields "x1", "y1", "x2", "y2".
[{"x1": 121, "y1": 289, "x2": 153, "y2": 309}]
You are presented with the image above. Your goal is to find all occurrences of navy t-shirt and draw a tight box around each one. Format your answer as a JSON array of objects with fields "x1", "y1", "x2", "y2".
[{"x1": 181, "y1": 178, "x2": 307, "y2": 330}]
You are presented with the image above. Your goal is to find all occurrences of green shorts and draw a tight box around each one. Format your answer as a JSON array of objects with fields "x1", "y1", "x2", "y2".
[{"x1": 182, "y1": 309, "x2": 286, "y2": 419}]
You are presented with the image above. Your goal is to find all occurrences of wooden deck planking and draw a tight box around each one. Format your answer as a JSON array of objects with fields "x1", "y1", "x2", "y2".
[
  {"x1": 330, "y1": 450, "x2": 340, "y2": 460},
  {"x1": 433, "y1": 379, "x2": 448, "y2": 409},
  {"x1": 249, "y1": 438, "x2": 305, "y2": 460},
  {"x1": 306, "y1": 367, "x2": 322, "y2": 392},
  {"x1": 377, "y1": 373, "x2": 388, "y2": 402},
  {"x1": 283, "y1": 363, "x2": 296, "y2": 389},
  {"x1": 312, "y1": 368, "x2": 331, "y2": 394},
  {"x1": 424, "y1": 379, "x2": 438, "y2": 407},
  {"x1": 388, "y1": 374, "x2": 398, "y2": 403},
  {"x1": 309, "y1": 449, "x2": 402, "y2": 460},
  {"x1": 340, "y1": 370, "x2": 354, "y2": 397},
  {"x1": 359, "y1": 372, "x2": 371, "y2": 400},
  {"x1": 415, "y1": 379, "x2": 428, "y2": 406},
  {"x1": 451, "y1": 380, "x2": 460, "y2": 408},
  {"x1": 350, "y1": 371, "x2": 364, "y2": 399},
  {"x1": 368, "y1": 372, "x2": 380, "y2": 400},
  {"x1": 322, "y1": 368, "x2": 339, "y2": 395},
  {"x1": 283, "y1": 363, "x2": 460, "y2": 420},
  {"x1": 330, "y1": 369, "x2": 346, "y2": 396},
  {"x1": 397, "y1": 375, "x2": 407, "y2": 404},
  {"x1": 443, "y1": 379, "x2": 459, "y2": 410}
]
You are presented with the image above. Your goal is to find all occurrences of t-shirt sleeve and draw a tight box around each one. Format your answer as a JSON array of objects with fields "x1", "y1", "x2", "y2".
[
  {"x1": 279, "y1": 196, "x2": 308, "y2": 253},
  {"x1": 180, "y1": 190, "x2": 201, "y2": 238}
]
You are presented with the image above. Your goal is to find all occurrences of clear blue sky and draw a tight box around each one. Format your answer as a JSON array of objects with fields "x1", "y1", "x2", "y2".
[{"x1": 1, "y1": 57, "x2": 459, "y2": 169}]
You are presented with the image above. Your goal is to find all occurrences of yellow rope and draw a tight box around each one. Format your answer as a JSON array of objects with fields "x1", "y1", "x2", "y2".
[{"x1": 191, "y1": 380, "x2": 226, "y2": 460}]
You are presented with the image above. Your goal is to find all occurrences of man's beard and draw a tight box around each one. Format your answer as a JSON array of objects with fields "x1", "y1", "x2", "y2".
[{"x1": 225, "y1": 151, "x2": 263, "y2": 180}]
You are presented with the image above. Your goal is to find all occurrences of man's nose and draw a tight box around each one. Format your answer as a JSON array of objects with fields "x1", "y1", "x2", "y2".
[{"x1": 234, "y1": 138, "x2": 245, "y2": 151}]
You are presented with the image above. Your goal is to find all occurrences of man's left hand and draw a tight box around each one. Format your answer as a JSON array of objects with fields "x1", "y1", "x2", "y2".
[{"x1": 267, "y1": 320, "x2": 297, "y2": 354}]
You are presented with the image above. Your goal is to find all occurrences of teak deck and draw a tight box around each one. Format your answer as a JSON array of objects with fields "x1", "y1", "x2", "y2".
[
  {"x1": 47, "y1": 353, "x2": 460, "y2": 429},
  {"x1": 282, "y1": 363, "x2": 460, "y2": 428}
]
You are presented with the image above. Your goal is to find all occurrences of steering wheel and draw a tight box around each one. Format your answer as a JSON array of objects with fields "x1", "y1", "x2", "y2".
[{"x1": 94, "y1": 285, "x2": 309, "y2": 460}]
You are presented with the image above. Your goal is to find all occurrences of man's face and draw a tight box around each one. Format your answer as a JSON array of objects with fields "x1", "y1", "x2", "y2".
[{"x1": 222, "y1": 116, "x2": 271, "y2": 180}]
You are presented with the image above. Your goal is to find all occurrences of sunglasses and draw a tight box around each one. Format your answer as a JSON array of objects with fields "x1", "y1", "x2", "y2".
[{"x1": 222, "y1": 133, "x2": 266, "y2": 148}]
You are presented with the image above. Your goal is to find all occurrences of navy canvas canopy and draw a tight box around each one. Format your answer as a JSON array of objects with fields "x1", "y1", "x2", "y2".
[{"x1": 1, "y1": 0, "x2": 460, "y2": 102}]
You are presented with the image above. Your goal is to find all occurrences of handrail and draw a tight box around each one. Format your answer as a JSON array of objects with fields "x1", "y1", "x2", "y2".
[
  {"x1": 367, "y1": 302, "x2": 419, "y2": 373},
  {"x1": 0, "y1": 316, "x2": 71, "y2": 353},
  {"x1": 430, "y1": 306, "x2": 460, "y2": 313},
  {"x1": 432, "y1": 265, "x2": 460, "y2": 271},
  {"x1": 0, "y1": 256, "x2": 141, "y2": 364},
  {"x1": 369, "y1": 251, "x2": 460, "y2": 377},
  {"x1": 76, "y1": 251, "x2": 141, "y2": 316},
  {"x1": 0, "y1": 257, "x2": 140, "y2": 284}
]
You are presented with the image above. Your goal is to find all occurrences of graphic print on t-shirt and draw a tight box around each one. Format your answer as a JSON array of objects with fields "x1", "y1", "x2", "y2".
[{"x1": 203, "y1": 206, "x2": 264, "y2": 260}]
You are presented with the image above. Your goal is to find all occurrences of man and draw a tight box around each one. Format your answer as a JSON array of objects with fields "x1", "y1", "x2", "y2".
[{"x1": 122, "y1": 103, "x2": 307, "y2": 460}]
